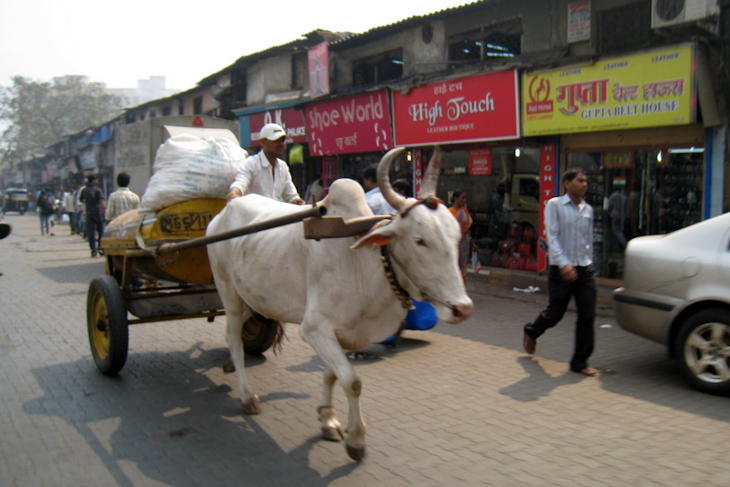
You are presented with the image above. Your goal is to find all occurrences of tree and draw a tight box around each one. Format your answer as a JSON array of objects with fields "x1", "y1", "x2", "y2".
[{"x1": 0, "y1": 76, "x2": 123, "y2": 166}]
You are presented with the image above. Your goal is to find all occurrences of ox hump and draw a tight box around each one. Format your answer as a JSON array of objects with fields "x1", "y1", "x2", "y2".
[{"x1": 322, "y1": 179, "x2": 372, "y2": 219}]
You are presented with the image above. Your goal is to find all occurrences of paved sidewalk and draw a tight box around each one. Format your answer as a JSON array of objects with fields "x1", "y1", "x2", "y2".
[{"x1": 1, "y1": 213, "x2": 728, "y2": 487}]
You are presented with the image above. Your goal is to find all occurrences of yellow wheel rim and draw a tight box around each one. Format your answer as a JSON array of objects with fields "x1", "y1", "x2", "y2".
[{"x1": 90, "y1": 292, "x2": 110, "y2": 361}]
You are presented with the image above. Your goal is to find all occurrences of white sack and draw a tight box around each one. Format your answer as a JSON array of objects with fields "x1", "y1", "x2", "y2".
[{"x1": 140, "y1": 134, "x2": 247, "y2": 212}]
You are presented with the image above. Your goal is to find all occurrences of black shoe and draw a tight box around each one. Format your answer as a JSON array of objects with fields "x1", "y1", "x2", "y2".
[{"x1": 91, "y1": 252, "x2": 98, "y2": 257}]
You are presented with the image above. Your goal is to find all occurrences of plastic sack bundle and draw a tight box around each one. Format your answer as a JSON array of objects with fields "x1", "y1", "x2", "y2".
[
  {"x1": 140, "y1": 135, "x2": 247, "y2": 212},
  {"x1": 404, "y1": 299, "x2": 438, "y2": 331}
]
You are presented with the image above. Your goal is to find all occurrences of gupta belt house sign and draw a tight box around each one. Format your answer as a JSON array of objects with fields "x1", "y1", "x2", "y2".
[
  {"x1": 522, "y1": 43, "x2": 696, "y2": 136},
  {"x1": 304, "y1": 89, "x2": 393, "y2": 156},
  {"x1": 392, "y1": 70, "x2": 520, "y2": 146}
]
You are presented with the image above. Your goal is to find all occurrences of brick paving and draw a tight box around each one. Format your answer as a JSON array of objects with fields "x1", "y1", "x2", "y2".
[{"x1": 1, "y1": 212, "x2": 728, "y2": 487}]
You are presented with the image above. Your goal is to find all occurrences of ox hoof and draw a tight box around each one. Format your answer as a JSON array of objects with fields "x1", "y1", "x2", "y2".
[
  {"x1": 241, "y1": 395, "x2": 261, "y2": 415},
  {"x1": 222, "y1": 358, "x2": 235, "y2": 373},
  {"x1": 322, "y1": 425, "x2": 345, "y2": 442},
  {"x1": 346, "y1": 444, "x2": 366, "y2": 461}
]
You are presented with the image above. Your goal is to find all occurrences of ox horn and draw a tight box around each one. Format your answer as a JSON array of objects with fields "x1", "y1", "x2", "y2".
[
  {"x1": 417, "y1": 147, "x2": 442, "y2": 198},
  {"x1": 377, "y1": 147, "x2": 408, "y2": 212}
]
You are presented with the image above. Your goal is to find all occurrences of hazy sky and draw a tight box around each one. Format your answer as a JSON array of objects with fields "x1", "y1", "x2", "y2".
[{"x1": 0, "y1": 0, "x2": 473, "y2": 91}]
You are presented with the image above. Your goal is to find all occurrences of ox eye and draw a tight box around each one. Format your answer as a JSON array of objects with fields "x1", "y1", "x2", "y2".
[{"x1": 416, "y1": 238, "x2": 427, "y2": 247}]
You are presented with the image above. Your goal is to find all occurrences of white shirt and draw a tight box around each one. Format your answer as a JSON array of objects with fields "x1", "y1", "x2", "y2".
[
  {"x1": 545, "y1": 194, "x2": 593, "y2": 268},
  {"x1": 229, "y1": 151, "x2": 300, "y2": 203},
  {"x1": 365, "y1": 187, "x2": 396, "y2": 215},
  {"x1": 63, "y1": 192, "x2": 75, "y2": 212}
]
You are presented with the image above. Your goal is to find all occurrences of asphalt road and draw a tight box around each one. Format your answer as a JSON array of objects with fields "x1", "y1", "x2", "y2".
[{"x1": 1, "y1": 212, "x2": 728, "y2": 487}]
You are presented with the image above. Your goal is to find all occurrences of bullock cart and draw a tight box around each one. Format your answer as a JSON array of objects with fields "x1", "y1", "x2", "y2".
[{"x1": 86, "y1": 197, "x2": 386, "y2": 376}]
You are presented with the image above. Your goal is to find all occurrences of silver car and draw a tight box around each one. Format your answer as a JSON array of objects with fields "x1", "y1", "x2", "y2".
[{"x1": 613, "y1": 212, "x2": 730, "y2": 396}]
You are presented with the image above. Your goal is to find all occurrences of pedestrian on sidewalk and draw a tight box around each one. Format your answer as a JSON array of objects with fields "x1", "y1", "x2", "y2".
[
  {"x1": 523, "y1": 167, "x2": 598, "y2": 376},
  {"x1": 37, "y1": 190, "x2": 54, "y2": 236},
  {"x1": 105, "y1": 172, "x2": 140, "y2": 223},
  {"x1": 79, "y1": 175, "x2": 106, "y2": 257},
  {"x1": 63, "y1": 189, "x2": 77, "y2": 234},
  {"x1": 449, "y1": 189, "x2": 474, "y2": 282}
]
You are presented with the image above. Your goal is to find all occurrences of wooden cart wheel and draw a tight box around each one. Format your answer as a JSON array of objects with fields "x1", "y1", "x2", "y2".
[
  {"x1": 87, "y1": 275, "x2": 129, "y2": 375},
  {"x1": 242, "y1": 313, "x2": 281, "y2": 355}
]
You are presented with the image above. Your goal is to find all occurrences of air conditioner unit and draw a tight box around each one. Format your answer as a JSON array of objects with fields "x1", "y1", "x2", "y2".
[{"x1": 651, "y1": 0, "x2": 720, "y2": 29}]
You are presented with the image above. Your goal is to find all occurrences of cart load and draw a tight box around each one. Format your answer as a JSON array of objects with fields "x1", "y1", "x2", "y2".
[{"x1": 101, "y1": 197, "x2": 225, "y2": 285}]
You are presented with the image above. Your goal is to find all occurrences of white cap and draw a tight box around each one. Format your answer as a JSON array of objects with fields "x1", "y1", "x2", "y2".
[{"x1": 259, "y1": 123, "x2": 286, "y2": 141}]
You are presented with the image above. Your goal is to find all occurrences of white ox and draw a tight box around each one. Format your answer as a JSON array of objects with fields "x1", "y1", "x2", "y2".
[{"x1": 207, "y1": 147, "x2": 473, "y2": 460}]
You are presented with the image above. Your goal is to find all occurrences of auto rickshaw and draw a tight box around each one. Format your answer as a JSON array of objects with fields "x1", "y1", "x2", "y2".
[{"x1": 3, "y1": 188, "x2": 30, "y2": 215}]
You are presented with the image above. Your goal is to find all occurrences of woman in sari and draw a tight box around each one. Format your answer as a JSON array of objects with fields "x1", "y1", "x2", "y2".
[{"x1": 449, "y1": 189, "x2": 473, "y2": 281}]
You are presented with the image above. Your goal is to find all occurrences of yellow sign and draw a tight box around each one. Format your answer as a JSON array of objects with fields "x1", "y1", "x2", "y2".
[{"x1": 522, "y1": 44, "x2": 695, "y2": 136}]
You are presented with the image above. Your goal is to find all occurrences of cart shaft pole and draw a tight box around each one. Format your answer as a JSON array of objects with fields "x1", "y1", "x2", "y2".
[{"x1": 156, "y1": 204, "x2": 327, "y2": 255}]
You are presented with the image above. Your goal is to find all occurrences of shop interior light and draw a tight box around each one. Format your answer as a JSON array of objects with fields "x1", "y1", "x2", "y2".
[
  {"x1": 669, "y1": 147, "x2": 705, "y2": 154},
  {"x1": 406, "y1": 151, "x2": 412, "y2": 162},
  {"x1": 514, "y1": 148, "x2": 521, "y2": 157},
  {"x1": 657, "y1": 151, "x2": 663, "y2": 163}
]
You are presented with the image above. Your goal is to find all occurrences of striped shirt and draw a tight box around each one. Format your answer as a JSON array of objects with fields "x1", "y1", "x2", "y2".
[
  {"x1": 105, "y1": 187, "x2": 140, "y2": 221},
  {"x1": 545, "y1": 193, "x2": 593, "y2": 268}
]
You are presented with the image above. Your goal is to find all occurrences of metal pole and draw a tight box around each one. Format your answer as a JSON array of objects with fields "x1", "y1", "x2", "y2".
[{"x1": 156, "y1": 205, "x2": 327, "y2": 255}]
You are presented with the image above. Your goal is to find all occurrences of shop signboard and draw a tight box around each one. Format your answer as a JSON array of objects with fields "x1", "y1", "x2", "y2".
[
  {"x1": 469, "y1": 148, "x2": 492, "y2": 175},
  {"x1": 248, "y1": 108, "x2": 307, "y2": 147},
  {"x1": 523, "y1": 44, "x2": 696, "y2": 136},
  {"x1": 392, "y1": 70, "x2": 520, "y2": 146},
  {"x1": 304, "y1": 90, "x2": 392, "y2": 156},
  {"x1": 322, "y1": 155, "x2": 336, "y2": 191},
  {"x1": 538, "y1": 143, "x2": 557, "y2": 273},
  {"x1": 413, "y1": 149, "x2": 424, "y2": 196}
]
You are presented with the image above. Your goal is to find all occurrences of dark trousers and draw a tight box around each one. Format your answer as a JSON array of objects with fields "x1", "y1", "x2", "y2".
[
  {"x1": 524, "y1": 265, "x2": 596, "y2": 371},
  {"x1": 68, "y1": 212, "x2": 77, "y2": 234},
  {"x1": 86, "y1": 214, "x2": 104, "y2": 255}
]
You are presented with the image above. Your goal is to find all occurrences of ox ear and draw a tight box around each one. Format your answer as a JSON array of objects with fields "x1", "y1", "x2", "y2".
[{"x1": 350, "y1": 220, "x2": 395, "y2": 250}]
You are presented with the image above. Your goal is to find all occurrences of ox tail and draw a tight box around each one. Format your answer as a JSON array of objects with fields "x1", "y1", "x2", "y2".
[{"x1": 242, "y1": 312, "x2": 287, "y2": 356}]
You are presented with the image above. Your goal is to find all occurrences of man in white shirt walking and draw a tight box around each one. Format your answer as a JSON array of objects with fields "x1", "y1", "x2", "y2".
[
  {"x1": 523, "y1": 167, "x2": 598, "y2": 377},
  {"x1": 227, "y1": 123, "x2": 304, "y2": 205}
]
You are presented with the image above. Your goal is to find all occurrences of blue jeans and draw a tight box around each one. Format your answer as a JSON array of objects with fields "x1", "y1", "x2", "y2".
[
  {"x1": 76, "y1": 211, "x2": 85, "y2": 235},
  {"x1": 39, "y1": 212, "x2": 50, "y2": 235},
  {"x1": 86, "y1": 214, "x2": 104, "y2": 255}
]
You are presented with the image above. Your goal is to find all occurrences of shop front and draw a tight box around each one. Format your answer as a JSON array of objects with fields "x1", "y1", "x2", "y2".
[
  {"x1": 523, "y1": 43, "x2": 713, "y2": 280},
  {"x1": 391, "y1": 70, "x2": 537, "y2": 271}
]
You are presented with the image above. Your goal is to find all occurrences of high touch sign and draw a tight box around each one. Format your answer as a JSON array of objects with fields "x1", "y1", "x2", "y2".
[{"x1": 392, "y1": 70, "x2": 520, "y2": 146}]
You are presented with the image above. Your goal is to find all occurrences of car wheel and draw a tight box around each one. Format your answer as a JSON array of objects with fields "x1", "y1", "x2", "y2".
[{"x1": 675, "y1": 309, "x2": 730, "y2": 396}]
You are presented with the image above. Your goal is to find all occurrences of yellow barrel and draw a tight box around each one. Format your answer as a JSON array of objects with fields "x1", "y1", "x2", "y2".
[{"x1": 101, "y1": 198, "x2": 226, "y2": 284}]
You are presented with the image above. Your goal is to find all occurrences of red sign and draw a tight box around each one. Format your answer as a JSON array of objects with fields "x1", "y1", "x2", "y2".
[
  {"x1": 538, "y1": 143, "x2": 557, "y2": 272},
  {"x1": 305, "y1": 90, "x2": 392, "y2": 156},
  {"x1": 392, "y1": 71, "x2": 520, "y2": 146},
  {"x1": 322, "y1": 156, "x2": 336, "y2": 190},
  {"x1": 413, "y1": 148, "x2": 423, "y2": 196},
  {"x1": 248, "y1": 108, "x2": 307, "y2": 147},
  {"x1": 469, "y1": 148, "x2": 491, "y2": 175},
  {"x1": 193, "y1": 116, "x2": 204, "y2": 126}
]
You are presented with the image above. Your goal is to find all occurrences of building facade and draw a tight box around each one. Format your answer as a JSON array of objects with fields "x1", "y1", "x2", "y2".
[{"x1": 10, "y1": 0, "x2": 729, "y2": 283}]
